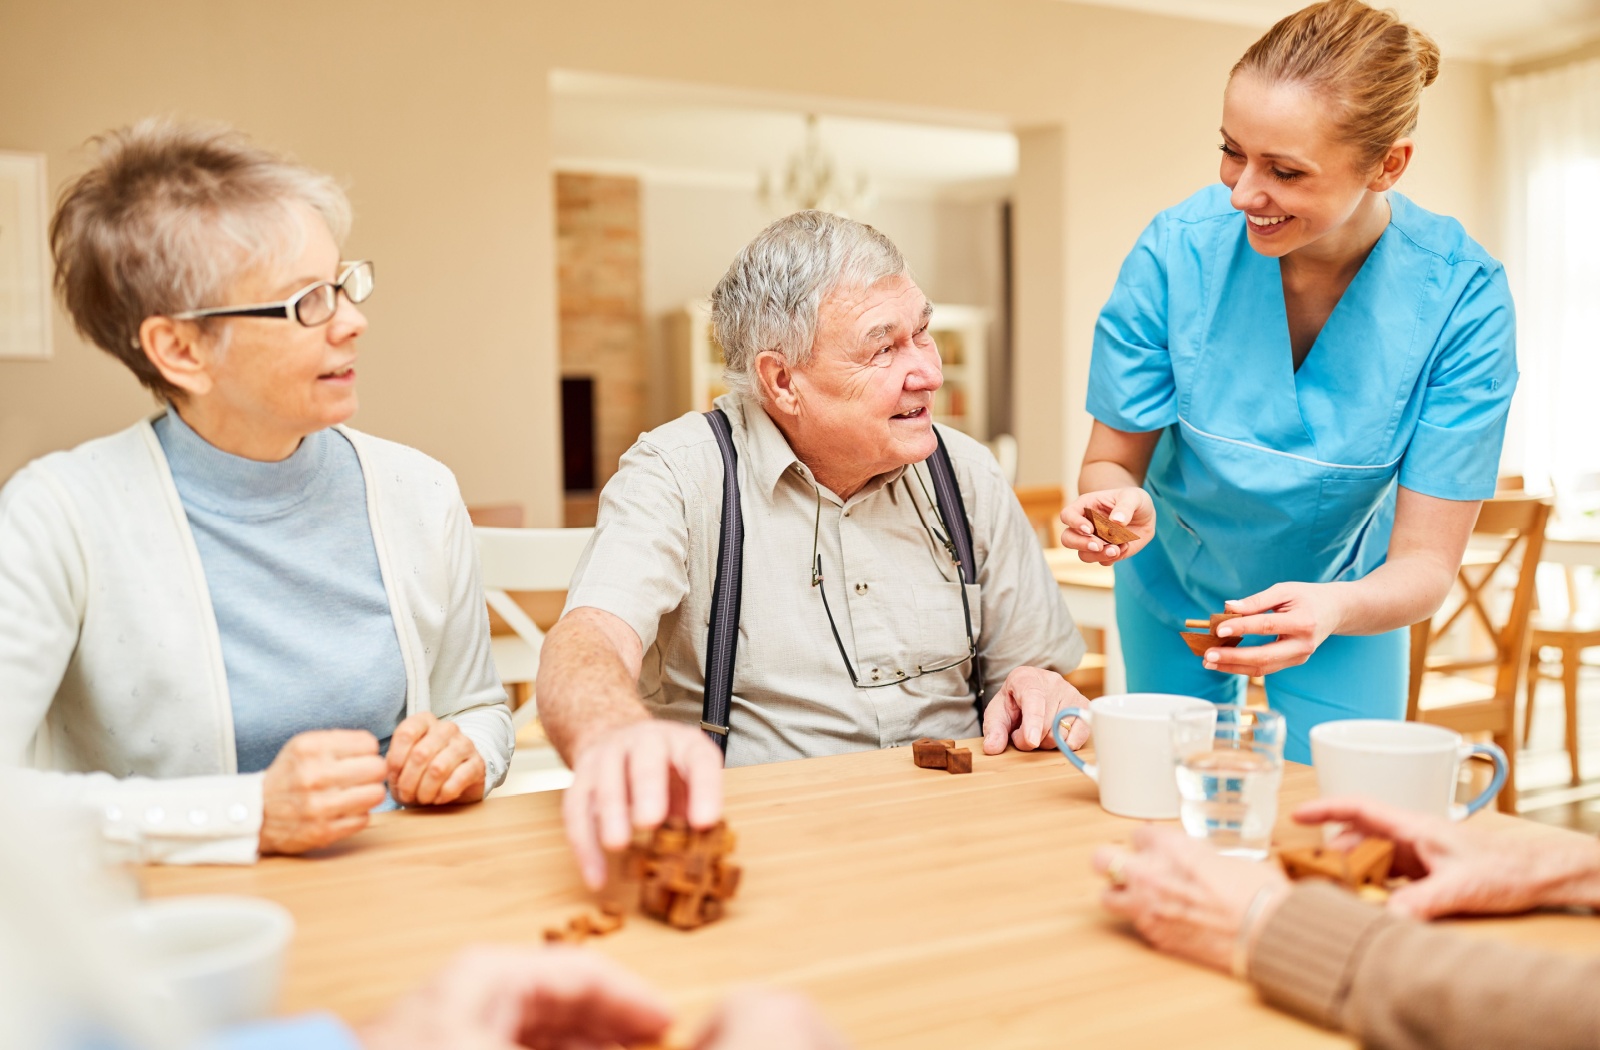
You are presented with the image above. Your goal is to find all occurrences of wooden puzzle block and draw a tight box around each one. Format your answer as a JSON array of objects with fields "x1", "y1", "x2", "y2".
[
  {"x1": 913, "y1": 737, "x2": 953, "y2": 769},
  {"x1": 945, "y1": 747, "x2": 972, "y2": 774},
  {"x1": 1179, "y1": 610, "x2": 1243, "y2": 658},
  {"x1": 590, "y1": 909, "x2": 625, "y2": 934},
  {"x1": 1087, "y1": 507, "x2": 1139, "y2": 546},
  {"x1": 615, "y1": 818, "x2": 743, "y2": 932},
  {"x1": 1279, "y1": 839, "x2": 1396, "y2": 890},
  {"x1": 1344, "y1": 837, "x2": 1395, "y2": 887}
]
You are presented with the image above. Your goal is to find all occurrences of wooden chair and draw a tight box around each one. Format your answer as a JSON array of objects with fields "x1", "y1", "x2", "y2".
[
  {"x1": 1407, "y1": 495, "x2": 1551, "y2": 813},
  {"x1": 474, "y1": 527, "x2": 594, "y2": 728},
  {"x1": 1520, "y1": 471, "x2": 1600, "y2": 784},
  {"x1": 1524, "y1": 615, "x2": 1600, "y2": 785},
  {"x1": 1013, "y1": 484, "x2": 1065, "y2": 548}
]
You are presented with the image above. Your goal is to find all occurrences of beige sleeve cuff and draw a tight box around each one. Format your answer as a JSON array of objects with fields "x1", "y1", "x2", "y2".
[{"x1": 1247, "y1": 881, "x2": 1391, "y2": 1031}]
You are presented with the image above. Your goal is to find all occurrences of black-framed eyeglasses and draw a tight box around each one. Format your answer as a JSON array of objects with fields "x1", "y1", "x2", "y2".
[
  {"x1": 809, "y1": 467, "x2": 978, "y2": 689},
  {"x1": 173, "y1": 260, "x2": 374, "y2": 327}
]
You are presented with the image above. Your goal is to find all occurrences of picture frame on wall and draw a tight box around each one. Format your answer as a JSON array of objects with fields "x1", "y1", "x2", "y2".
[{"x1": 0, "y1": 151, "x2": 51, "y2": 360}]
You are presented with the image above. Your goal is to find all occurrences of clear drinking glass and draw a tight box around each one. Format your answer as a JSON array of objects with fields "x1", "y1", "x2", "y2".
[{"x1": 1170, "y1": 705, "x2": 1286, "y2": 859}]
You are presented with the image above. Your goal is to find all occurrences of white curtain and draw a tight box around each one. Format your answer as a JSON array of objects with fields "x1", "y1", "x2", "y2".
[{"x1": 1495, "y1": 59, "x2": 1600, "y2": 504}]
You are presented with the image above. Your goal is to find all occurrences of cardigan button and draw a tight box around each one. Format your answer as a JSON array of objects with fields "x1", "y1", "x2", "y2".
[
  {"x1": 144, "y1": 807, "x2": 165, "y2": 825},
  {"x1": 227, "y1": 804, "x2": 249, "y2": 824}
]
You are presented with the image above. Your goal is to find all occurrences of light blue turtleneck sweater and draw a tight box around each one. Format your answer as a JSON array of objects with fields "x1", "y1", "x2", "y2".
[{"x1": 153, "y1": 407, "x2": 407, "y2": 775}]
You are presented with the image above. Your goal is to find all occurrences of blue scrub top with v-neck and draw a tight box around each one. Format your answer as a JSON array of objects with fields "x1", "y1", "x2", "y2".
[{"x1": 1087, "y1": 185, "x2": 1516, "y2": 745}]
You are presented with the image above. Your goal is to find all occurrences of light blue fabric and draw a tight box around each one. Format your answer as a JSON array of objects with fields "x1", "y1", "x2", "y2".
[
  {"x1": 154, "y1": 408, "x2": 407, "y2": 779},
  {"x1": 1114, "y1": 575, "x2": 1407, "y2": 764},
  {"x1": 199, "y1": 1012, "x2": 362, "y2": 1050},
  {"x1": 1088, "y1": 185, "x2": 1515, "y2": 733}
]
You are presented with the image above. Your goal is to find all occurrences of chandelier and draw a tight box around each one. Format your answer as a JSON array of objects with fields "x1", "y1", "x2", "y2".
[{"x1": 758, "y1": 114, "x2": 873, "y2": 218}]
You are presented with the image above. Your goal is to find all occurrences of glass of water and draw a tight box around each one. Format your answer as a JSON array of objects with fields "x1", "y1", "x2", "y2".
[{"x1": 1170, "y1": 705, "x2": 1286, "y2": 859}]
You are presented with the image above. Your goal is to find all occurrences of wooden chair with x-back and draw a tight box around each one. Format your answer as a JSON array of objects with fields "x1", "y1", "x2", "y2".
[{"x1": 1406, "y1": 494, "x2": 1551, "y2": 813}]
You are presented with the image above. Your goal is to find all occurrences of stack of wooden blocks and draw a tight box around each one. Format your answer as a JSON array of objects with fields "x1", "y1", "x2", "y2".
[
  {"x1": 913, "y1": 737, "x2": 972, "y2": 774},
  {"x1": 611, "y1": 818, "x2": 743, "y2": 931}
]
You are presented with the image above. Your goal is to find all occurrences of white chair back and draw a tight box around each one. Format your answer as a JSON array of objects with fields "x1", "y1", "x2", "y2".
[{"x1": 473, "y1": 527, "x2": 594, "y2": 727}]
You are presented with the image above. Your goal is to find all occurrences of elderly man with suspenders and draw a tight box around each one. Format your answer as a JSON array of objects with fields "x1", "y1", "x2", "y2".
[{"x1": 537, "y1": 211, "x2": 1090, "y2": 887}]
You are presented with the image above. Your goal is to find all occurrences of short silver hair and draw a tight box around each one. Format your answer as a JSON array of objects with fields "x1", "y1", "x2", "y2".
[
  {"x1": 710, "y1": 210, "x2": 906, "y2": 402},
  {"x1": 50, "y1": 117, "x2": 352, "y2": 400}
]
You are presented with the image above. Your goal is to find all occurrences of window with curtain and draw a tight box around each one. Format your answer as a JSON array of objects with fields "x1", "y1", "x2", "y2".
[{"x1": 1495, "y1": 60, "x2": 1600, "y2": 511}]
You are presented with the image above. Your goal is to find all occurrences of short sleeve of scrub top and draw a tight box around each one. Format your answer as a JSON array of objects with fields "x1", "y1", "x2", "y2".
[
  {"x1": 1397, "y1": 262, "x2": 1518, "y2": 502},
  {"x1": 1086, "y1": 216, "x2": 1176, "y2": 433}
]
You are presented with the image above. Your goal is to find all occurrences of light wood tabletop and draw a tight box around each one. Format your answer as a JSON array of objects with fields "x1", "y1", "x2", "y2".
[{"x1": 140, "y1": 742, "x2": 1595, "y2": 1049}]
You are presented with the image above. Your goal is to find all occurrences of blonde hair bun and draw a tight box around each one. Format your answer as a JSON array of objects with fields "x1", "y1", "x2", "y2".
[{"x1": 1232, "y1": 0, "x2": 1441, "y2": 164}]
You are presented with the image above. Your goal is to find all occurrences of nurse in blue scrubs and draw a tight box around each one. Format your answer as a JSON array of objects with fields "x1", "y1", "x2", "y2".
[{"x1": 1063, "y1": 0, "x2": 1517, "y2": 763}]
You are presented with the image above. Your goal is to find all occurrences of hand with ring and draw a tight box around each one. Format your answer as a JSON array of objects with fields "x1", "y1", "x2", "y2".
[{"x1": 1092, "y1": 825, "x2": 1289, "y2": 975}]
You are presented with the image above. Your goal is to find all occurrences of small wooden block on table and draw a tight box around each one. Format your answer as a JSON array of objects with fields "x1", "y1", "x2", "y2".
[
  {"x1": 913, "y1": 738, "x2": 956, "y2": 769},
  {"x1": 912, "y1": 738, "x2": 970, "y2": 774},
  {"x1": 1279, "y1": 838, "x2": 1395, "y2": 889}
]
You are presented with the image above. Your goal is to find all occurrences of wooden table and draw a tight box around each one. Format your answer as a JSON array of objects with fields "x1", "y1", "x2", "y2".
[
  {"x1": 1045, "y1": 548, "x2": 1123, "y2": 693},
  {"x1": 141, "y1": 744, "x2": 1594, "y2": 1049}
]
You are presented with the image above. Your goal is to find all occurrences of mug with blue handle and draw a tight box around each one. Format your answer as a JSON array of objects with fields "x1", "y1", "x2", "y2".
[
  {"x1": 1310, "y1": 719, "x2": 1509, "y2": 819},
  {"x1": 1051, "y1": 693, "x2": 1217, "y2": 819}
]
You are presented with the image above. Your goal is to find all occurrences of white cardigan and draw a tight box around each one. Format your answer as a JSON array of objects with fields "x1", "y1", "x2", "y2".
[{"x1": 0, "y1": 419, "x2": 513, "y2": 864}]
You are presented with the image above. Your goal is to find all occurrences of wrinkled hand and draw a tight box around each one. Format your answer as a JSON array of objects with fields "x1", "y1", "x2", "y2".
[
  {"x1": 1202, "y1": 581, "x2": 1348, "y2": 676},
  {"x1": 1092, "y1": 825, "x2": 1288, "y2": 974},
  {"x1": 259, "y1": 730, "x2": 388, "y2": 855},
  {"x1": 693, "y1": 987, "x2": 850, "y2": 1050},
  {"x1": 386, "y1": 712, "x2": 486, "y2": 807},
  {"x1": 358, "y1": 945, "x2": 674, "y2": 1050},
  {"x1": 1060, "y1": 487, "x2": 1155, "y2": 565},
  {"x1": 1294, "y1": 797, "x2": 1600, "y2": 919},
  {"x1": 981, "y1": 666, "x2": 1091, "y2": 755},
  {"x1": 563, "y1": 719, "x2": 724, "y2": 890}
]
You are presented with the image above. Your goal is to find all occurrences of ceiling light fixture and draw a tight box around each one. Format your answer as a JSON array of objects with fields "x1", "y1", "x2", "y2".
[{"x1": 758, "y1": 113, "x2": 873, "y2": 218}]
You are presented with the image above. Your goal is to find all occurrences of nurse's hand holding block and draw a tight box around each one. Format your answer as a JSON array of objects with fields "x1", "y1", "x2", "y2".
[
  {"x1": 1063, "y1": 424, "x2": 1161, "y2": 565},
  {"x1": 1200, "y1": 583, "x2": 1345, "y2": 677}
]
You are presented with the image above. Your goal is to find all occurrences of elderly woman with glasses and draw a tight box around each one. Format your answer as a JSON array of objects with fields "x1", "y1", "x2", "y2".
[{"x1": 0, "y1": 119, "x2": 513, "y2": 863}]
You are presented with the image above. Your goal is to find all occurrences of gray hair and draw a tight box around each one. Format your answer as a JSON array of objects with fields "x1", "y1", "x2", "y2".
[
  {"x1": 709, "y1": 210, "x2": 906, "y2": 401},
  {"x1": 49, "y1": 117, "x2": 352, "y2": 400}
]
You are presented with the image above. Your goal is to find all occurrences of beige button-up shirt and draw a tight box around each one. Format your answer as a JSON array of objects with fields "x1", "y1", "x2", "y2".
[{"x1": 565, "y1": 394, "x2": 1085, "y2": 767}]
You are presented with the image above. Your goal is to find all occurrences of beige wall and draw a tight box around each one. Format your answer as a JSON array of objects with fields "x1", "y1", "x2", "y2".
[{"x1": 0, "y1": 0, "x2": 1497, "y2": 519}]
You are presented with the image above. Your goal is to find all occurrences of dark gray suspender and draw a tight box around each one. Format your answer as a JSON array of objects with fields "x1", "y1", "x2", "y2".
[
  {"x1": 700, "y1": 409, "x2": 743, "y2": 752},
  {"x1": 699, "y1": 411, "x2": 984, "y2": 749},
  {"x1": 925, "y1": 427, "x2": 986, "y2": 710}
]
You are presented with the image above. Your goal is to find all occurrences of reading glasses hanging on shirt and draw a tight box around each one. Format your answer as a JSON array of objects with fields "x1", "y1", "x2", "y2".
[
  {"x1": 808, "y1": 470, "x2": 978, "y2": 688},
  {"x1": 172, "y1": 260, "x2": 374, "y2": 328}
]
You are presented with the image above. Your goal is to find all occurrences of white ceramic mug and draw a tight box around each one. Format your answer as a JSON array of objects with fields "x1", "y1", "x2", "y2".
[
  {"x1": 1310, "y1": 719, "x2": 1509, "y2": 819},
  {"x1": 1051, "y1": 693, "x2": 1216, "y2": 819},
  {"x1": 112, "y1": 895, "x2": 294, "y2": 1030}
]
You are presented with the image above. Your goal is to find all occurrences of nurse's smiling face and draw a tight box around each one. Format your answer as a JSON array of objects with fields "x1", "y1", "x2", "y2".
[{"x1": 1219, "y1": 71, "x2": 1411, "y2": 260}]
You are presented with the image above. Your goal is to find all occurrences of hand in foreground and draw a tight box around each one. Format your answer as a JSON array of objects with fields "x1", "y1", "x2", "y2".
[
  {"x1": 358, "y1": 945, "x2": 673, "y2": 1050},
  {"x1": 563, "y1": 719, "x2": 724, "y2": 890},
  {"x1": 387, "y1": 711, "x2": 487, "y2": 806},
  {"x1": 260, "y1": 730, "x2": 388, "y2": 855},
  {"x1": 1202, "y1": 581, "x2": 1348, "y2": 676},
  {"x1": 981, "y1": 666, "x2": 1091, "y2": 755},
  {"x1": 1294, "y1": 797, "x2": 1600, "y2": 919},
  {"x1": 1092, "y1": 825, "x2": 1288, "y2": 974},
  {"x1": 694, "y1": 987, "x2": 851, "y2": 1050},
  {"x1": 1060, "y1": 487, "x2": 1155, "y2": 565}
]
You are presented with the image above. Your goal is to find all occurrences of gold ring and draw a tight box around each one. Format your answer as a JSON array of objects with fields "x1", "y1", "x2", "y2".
[{"x1": 1106, "y1": 853, "x2": 1129, "y2": 889}]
